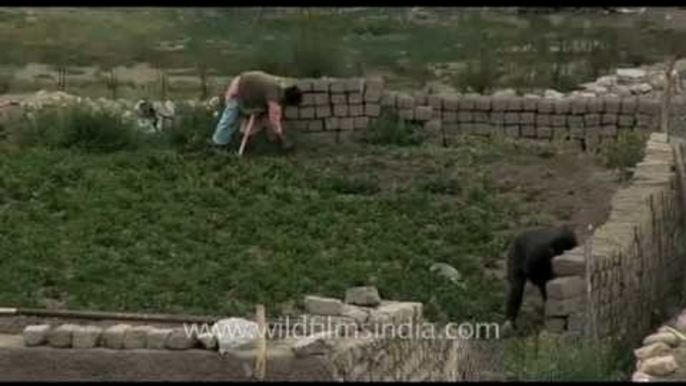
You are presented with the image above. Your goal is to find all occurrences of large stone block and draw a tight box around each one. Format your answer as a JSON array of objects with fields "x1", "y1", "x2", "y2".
[
  {"x1": 547, "y1": 277, "x2": 585, "y2": 299},
  {"x1": 427, "y1": 95, "x2": 443, "y2": 109},
  {"x1": 304, "y1": 295, "x2": 343, "y2": 316},
  {"x1": 348, "y1": 104, "x2": 363, "y2": 117},
  {"x1": 331, "y1": 94, "x2": 346, "y2": 104},
  {"x1": 296, "y1": 79, "x2": 314, "y2": 92},
  {"x1": 48, "y1": 324, "x2": 79, "y2": 348},
  {"x1": 490, "y1": 112, "x2": 505, "y2": 125},
  {"x1": 325, "y1": 117, "x2": 340, "y2": 131},
  {"x1": 412, "y1": 91, "x2": 427, "y2": 105},
  {"x1": 364, "y1": 90, "x2": 383, "y2": 103},
  {"x1": 345, "y1": 286, "x2": 381, "y2": 306},
  {"x1": 536, "y1": 114, "x2": 551, "y2": 127},
  {"x1": 146, "y1": 328, "x2": 172, "y2": 349},
  {"x1": 637, "y1": 98, "x2": 660, "y2": 114},
  {"x1": 415, "y1": 106, "x2": 433, "y2": 121},
  {"x1": 354, "y1": 117, "x2": 370, "y2": 130},
  {"x1": 618, "y1": 115, "x2": 635, "y2": 127},
  {"x1": 545, "y1": 296, "x2": 584, "y2": 316},
  {"x1": 584, "y1": 113, "x2": 600, "y2": 127},
  {"x1": 620, "y1": 97, "x2": 638, "y2": 114},
  {"x1": 288, "y1": 120, "x2": 309, "y2": 131},
  {"x1": 330, "y1": 79, "x2": 347, "y2": 93},
  {"x1": 601, "y1": 113, "x2": 617, "y2": 124},
  {"x1": 23, "y1": 324, "x2": 51, "y2": 347},
  {"x1": 340, "y1": 117, "x2": 354, "y2": 131},
  {"x1": 604, "y1": 97, "x2": 621, "y2": 113},
  {"x1": 520, "y1": 112, "x2": 535, "y2": 125},
  {"x1": 492, "y1": 97, "x2": 509, "y2": 111},
  {"x1": 348, "y1": 93, "x2": 363, "y2": 104},
  {"x1": 345, "y1": 78, "x2": 364, "y2": 93},
  {"x1": 522, "y1": 98, "x2": 537, "y2": 112},
  {"x1": 552, "y1": 249, "x2": 585, "y2": 276},
  {"x1": 551, "y1": 115, "x2": 567, "y2": 127},
  {"x1": 308, "y1": 120, "x2": 324, "y2": 132},
  {"x1": 314, "y1": 93, "x2": 329, "y2": 105},
  {"x1": 316, "y1": 105, "x2": 332, "y2": 119},
  {"x1": 475, "y1": 96, "x2": 491, "y2": 111},
  {"x1": 103, "y1": 324, "x2": 132, "y2": 349},
  {"x1": 301, "y1": 93, "x2": 316, "y2": 106},
  {"x1": 398, "y1": 109, "x2": 414, "y2": 121},
  {"x1": 521, "y1": 125, "x2": 536, "y2": 138},
  {"x1": 457, "y1": 97, "x2": 475, "y2": 110},
  {"x1": 333, "y1": 104, "x2": 349, "y2": 117},
  {"x1": 368, "y1": 301, "x2": 423, "y2": 326},
  {"x1": 381, "y1": 92, "x2": 396, "y2": 107},
  {"x1": 506, "y1": 97, "x2": 523, "y2": 111},
  {"x1": 567, "y1": 115, "x2": 584, "y2": 128},
  {"x1": 312, "y1": 79, "x2": 331, "y2": 92},
  {"x1": 166, "y1": 327, "x2": 198, "y2": 350},
  {"x1": 504, "y1": 112, "x2": 519, "y2": 125},
  {"x1": 395, "y1": 94, "x2": 414, "y2": 109},
  {"x1": 587, "y1": 98, "x2": 603, "y2": 113},
  {"x1": 571, "y1": 98, "x2": 588, "y2": 115},
  {"x1": 284, "y1": 106, "x2": 299, "y2": 120},
  {"x1": 536, "y1": 126, "x2": 553, "y2": 139},
  {"x1": 300, "y1": 107, "x2": 315, "y2": 119},
  {"x1": 553, "y1": 100, "x2": 571, "y2": 114},
  {"x1": 537, "y1": 99, "x2": 554, "y2": 114},
  {"x1": 600, "y1": 125, "x2": 617, "y2": 137},
  {"x1": 364, "y1": 103, "x2": 381, "y2": 117},
  {"x1": 457, "y1": 111, "x2": 473, "y2": 123},
  {"x1": 444, "y1": 96, "x2": 459, "y2": 111},
  {"x1": 124, "y1": 325, "x2": 154, "y2": 349},
  {"x1": 442, "y1": 111, "x2": 457, "y2": 123},
  {"x1": 72, "y1": 325, "x2": 103, "y2": 349},
  {"x1": 365, "y1": 77, "x2": 384, "y2": 93},
  {"x1": 473, "y1": 111, "x2": 489, "y2": 123}
]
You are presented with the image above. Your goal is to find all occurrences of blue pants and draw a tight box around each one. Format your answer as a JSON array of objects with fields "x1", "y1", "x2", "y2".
[{"x1": 212, "y1": 99, "x2": 241, "y2": 146}]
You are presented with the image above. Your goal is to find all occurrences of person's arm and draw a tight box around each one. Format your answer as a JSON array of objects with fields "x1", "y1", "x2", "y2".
[
  {"x1": 267, "y1": 101, "x2": 283, "y2": 137},
  {"x1": 225, "y1": 76, "x2": 240, "y2": 103}
]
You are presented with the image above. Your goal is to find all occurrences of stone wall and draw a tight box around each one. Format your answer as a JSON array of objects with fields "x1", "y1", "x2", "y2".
[
  {"x1": 283, "y1": 77, "x2": 672, "y2": 150},
  {"x1": 544, "y1": 132, "x2": 686, "y2": 345}
]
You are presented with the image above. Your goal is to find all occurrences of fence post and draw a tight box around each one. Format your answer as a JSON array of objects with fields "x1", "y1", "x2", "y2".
[{"x1": 584, "y1": 224, "x2": 597, "y2": 343}]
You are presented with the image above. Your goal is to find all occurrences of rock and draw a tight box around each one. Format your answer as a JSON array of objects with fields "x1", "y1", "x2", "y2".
[
  {"x1": 290, "y1": 315, "x2": 359, "y2": 337},
  {"x1": 304, "y1": 295, "x2": 343, "y2": 316},
  {"x1": 630, "y1": 83, "x2": 653, "y2": 95},
  {"x1": 368, "y1": 301, "x2": 423, "y2": 327},
  {"x1": 123, "y1": 326, "x2": 153, "y2": 349},
  {"x1": 291, "y1": 331, "x2": 336, "y2": 357},
  {"x1": 644, "y1": 332, "x2": 680, "y2": 347},
  {"x1": 102, "y1": 324, "x2": 132, "y2": 349},
  {"x1": 639, "y1": 355, "x2": 678, "y2": 376},
  {"x1": 523, "y1": 93, "x2": 540, "y2": 99},
  {"x1": 614, "y1": 85, "x2": 633, "y2": 97},
  {"x1": 146, "y1": 328, "x2": 172, "y2": 349},
  {"x1": 197, "y1": 332, "x2": 218, "y2": 350},
  {"x1": 23, "y1": 324, "x2": 51, "y2": 347},
  {"x1": 635, "y1": 342, "x2": 672, "y2": 360},
  {"x1": 48, "y1": 324, "x2": 79, "y2": 348},
  {"x1": 341, "y1": 304, "x2": 371, "y2": 324},
  {"x1": 72, "y1": 325, "x2": 103, "y2": 349},
  {"x1": 596, "y1": 75, "x2": 616, "y2": 88},
  {"x1": 166, "y1": 328, "x2": 198, "y2": 350},
  {"x1": 213, "y1": 318, "x2": 261, "y2": 354},
  {"x1": 672, "y1": 312, "x2": 686, "y2": 332},
  {"x1": 429, "y1": 262, "x2": 463, "y2": 285},
  {"x1": 544, "y1": 89, "x2": 564, "y2": 99},
  {"x1": 632, "y1": 371, "x2": 655, "y2": 382},
  {"x1": 617, "y1": 68, "x2": 647, "y2": 83},
  {"x1": 345, "y1": 286, "x2": 381, "y2": 307},
  {"x1": 492, "y1": 88, "x2": 517, "y2": 98}
]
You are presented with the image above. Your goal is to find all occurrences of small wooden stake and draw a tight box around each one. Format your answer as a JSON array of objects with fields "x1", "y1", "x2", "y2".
[
  {"x1": 238, "y1": 114, "x2": 256, "y2": 157},
  {"x1": 253, "y1": 304, "x2": 267, "y2": 381}
]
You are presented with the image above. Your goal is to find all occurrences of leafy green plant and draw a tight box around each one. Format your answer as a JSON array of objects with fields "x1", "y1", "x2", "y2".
[
  {"x1": 9, "y1": 105, "x2": 140, "y2": 153},
  {"x1": 361, "y1": 107, "x2": 424, "y2": 147},
  {"x1": 502, "y1": 334, "x2": 629, "y2": 381},
  {"x1": 599, "y1": 131, "x2": 647, "y2": 179},
  {"x1": 163, "y1": 102, "x2": 218, "y2": 152}
]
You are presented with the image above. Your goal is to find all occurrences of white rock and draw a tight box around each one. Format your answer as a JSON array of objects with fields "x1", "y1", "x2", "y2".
[
  {"x1": 341, "y1": 304, "x2": 371, "y2": 324},
  {"x1": 492, "y1": 88, "x2": 517, "y2": 98},
  {"x1": 644, "y1": 332, "x2": 680, "y2": 347},
  {"x1": 632, "y1": 371, "x2": 655, "y2": 382},
  {"x1": 639, "y1": 355, "x2": 678, "y2": 376},
  {"x1": 345, "y1": 286, "x2": 381, "y2": 307},
  {"x1": 197, "y1": 332, "x2": 218, "y2": 350},
  {"x1": 123, "y1": 325, "x2": 153, "y2": 349},
  {"x1": 146, "y1": 328, "x2": 172, "y2": 349},
  {"x1": 291, "y1": 331, "x2": 336, "y2": 357},
  {"x1": 635, "y1": 342, "x2": 671, "y2": 360},
  {"x1": 23, "y1": 324, "x2": 51, "y2": 346},
  {"x1": 48, "y1": 324, "x2": 79, "y2": 348},
  {"x1": 617, "y1": 68, "x2": 647, "y2": 82},
  {"x1": 304, "y1": 295, "x2": 343, "y2": 316},
  {"x1": 630, "y1": 83, "x2": 653, "y2": 95},
  {"x1": 165, "y1": 327, "x2": 197, "y2": 350},
  {"x1": 544, "y1": 89, "x2": 564, "y2": 99},
  {"x1": 72, "y1": 325, "x2": 103, "y2": 349},
  {"x1": 213, "y1": 318, "x2": 261, "y2": 354},
  {"x1": 429, "y1": 262, "x2": 463, "y2": 285},
  {"x1": 614, "y1": 85, "x2": 634, "y2": 97},
  {"x1": 102, "y1": 324, "x2": 132, "y2": 349},
  {"x1": 596, "y1": 75, "x2": 616, "y2": 87}
]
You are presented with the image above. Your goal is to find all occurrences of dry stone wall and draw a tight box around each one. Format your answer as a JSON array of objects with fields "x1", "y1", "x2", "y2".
[
  {"x1": 544, "y1": 132, "x2": 686, "y2": 345},
  {"x1": 284, "y1": 77, "x2": 670, "y2": 150}
]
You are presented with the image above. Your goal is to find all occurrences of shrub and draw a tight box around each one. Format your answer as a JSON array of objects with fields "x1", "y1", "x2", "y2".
[
  {"x1": 361, "y1": 107, "x2": 424, "y2": 147},
  {"x1": 9, "y1": 105, "x2": 140, "y2": 153},
  {"x1": 163, "y1": 102, "x2": 218, "y2": 152},
  {"x1": 599, "y1": 131, "x2": 647, "y2": 178},
  {"x1": 502, "y1": 334, "x2": 628, "y2": 381}
]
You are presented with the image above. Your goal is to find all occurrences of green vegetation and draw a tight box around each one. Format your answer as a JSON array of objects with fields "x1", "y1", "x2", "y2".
[
  {"x1": 0, "y1": 106, "x2": 596, "y2": 322},
  {"x1": 361, "y1": 107, "x2": 425, "y2": 146},
  {"x1": 599, "y1": 131, "x2": 647, "y2": 179},
  {"x1": 502, "y1": 334, "x2": 632, "y2": 381}
]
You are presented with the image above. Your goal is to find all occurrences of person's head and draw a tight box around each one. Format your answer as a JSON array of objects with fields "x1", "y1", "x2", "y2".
[{"x1": 282, "y1": 85, "x2": 303, "y2": 106}]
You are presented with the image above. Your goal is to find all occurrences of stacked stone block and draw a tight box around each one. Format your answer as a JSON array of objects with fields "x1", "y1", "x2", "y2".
[{"x1": 545, "y1": 133, "x2": 686, "y2": 345}]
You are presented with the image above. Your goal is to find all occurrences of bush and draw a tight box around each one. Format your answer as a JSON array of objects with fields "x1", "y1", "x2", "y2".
[
  {"x1": 599, "y1": 131, "x2": 647, "y2": 178},
  {"x1": 502, "y1": 334, "x2": 628, "y2": 381},
  {"x1": 9, "y1": 105, "x2": 140, "y2": 153},
  {"x1": 361, "y1": 107, "x2": 424, "y2": 147},
  {"x1": 163, "y1": 102, "x2": 218, "y2": 152}
]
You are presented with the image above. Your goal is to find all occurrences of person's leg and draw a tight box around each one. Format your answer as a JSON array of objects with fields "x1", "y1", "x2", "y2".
[{"x1": 211, "y1": 99, "x2": 241, "y2": 146}]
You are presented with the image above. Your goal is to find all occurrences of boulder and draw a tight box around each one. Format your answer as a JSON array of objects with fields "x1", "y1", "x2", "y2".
[
  {"x1": 291, "y1": 331, "x2": 336, "y2": 357},
  {"x1": 643, "y1": 332, "x2": 680, "y2": 348},
  {"x1": 23, "y1": 324, "x2": 51, "y2": 347},
  {"x1": 72, "y1": 325, "x2": 103, "y2": 349},
  {"x1": 634, "y1": 342, "x2": 671, "y2": 360},
  {"x1": 638, "y1": 355, "x2": 678, "y2": 376},
  {"x1": 165, "y1": 327, "x2": 198, "y2": 350},
  {"x1": 429, "y1": 262, "x2": 463, "y2": 285},
  {"x1": 544, "y1": 89, "x2": 564, "y2": 99},
  {"x1": 617, "y1": 68, "x2": 647, "y2": 83},
  {"x1": 213, "y1": 318, "x2": 261, "y2": 354},
  {"x1": 345, "y1": 286, "x2": 381, "y2": 307},
  {"x1": 304, "y1": 295, "x2": 343, "y2": 316}
]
